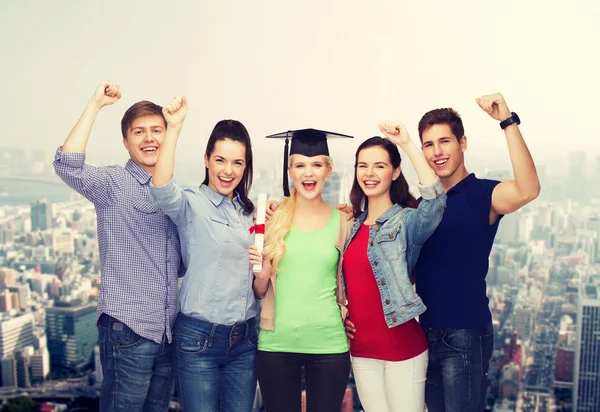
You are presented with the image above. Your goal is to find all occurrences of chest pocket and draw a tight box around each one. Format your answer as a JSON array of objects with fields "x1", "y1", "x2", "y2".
[
  {"x1": 376, "y1": 228, "x2": 402, "y2": 261},
  {"x1": 132, "y1": 199, "x2": 162, "y2": 232},
  {"x1": 208, "y1": 216, "x2": 234, "y2": 243}
]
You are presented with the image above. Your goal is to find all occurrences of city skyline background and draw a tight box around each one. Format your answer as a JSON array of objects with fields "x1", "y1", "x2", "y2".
[{"x1": 1, "y1": 0, "x2": 599, "y2": 185}]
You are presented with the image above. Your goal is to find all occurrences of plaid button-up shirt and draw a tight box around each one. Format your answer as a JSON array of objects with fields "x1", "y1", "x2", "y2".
[{"x1": 53, "y1": 148, "x2": 182, "y2": 343}]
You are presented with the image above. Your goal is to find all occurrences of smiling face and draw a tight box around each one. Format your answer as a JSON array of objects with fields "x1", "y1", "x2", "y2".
[
  {"x1": 288, "y1": 154, "x2": 332, "y2": 201},
  {"x1": 356, "y1": 146, "x2": 400, "y2": 201},
  {"x1": 204, "y1": 138, "x2": 247, "y2": 200},
  {"x1": 421, "y1": 123, "x2": 467, "y2": 180},
  {"x1": 122, "y1": 114, "x2": 167, "y2": 174}
]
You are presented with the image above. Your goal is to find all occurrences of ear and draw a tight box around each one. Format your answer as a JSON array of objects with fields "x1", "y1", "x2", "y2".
[
  {"x1": 122, "y1": 138, "x2": 129, "y2": 151},
  {"x1": 204, "y1": 154, "x2": 209, "y2": 168},
  {"x1": 392, "y1": 167, "x2": 401, "y2": 181},
  {"x1": 460, "y1": 135, "x2": 467, "y2": 152}
]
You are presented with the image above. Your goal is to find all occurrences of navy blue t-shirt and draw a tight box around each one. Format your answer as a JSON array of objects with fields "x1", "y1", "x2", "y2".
[{"x1": 415, "y1": 173, "x2": 501, "y2": 329}]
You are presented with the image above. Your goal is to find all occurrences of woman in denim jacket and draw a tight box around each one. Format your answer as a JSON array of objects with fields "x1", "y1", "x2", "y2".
[{"x1": 343, "y1": 122, "x2": 446, "y2": 412}]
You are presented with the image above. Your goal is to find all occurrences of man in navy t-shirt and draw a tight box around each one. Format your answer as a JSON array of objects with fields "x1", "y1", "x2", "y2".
[{"x1": 414, "y1": 93, "x2": 540, "y2": 412}]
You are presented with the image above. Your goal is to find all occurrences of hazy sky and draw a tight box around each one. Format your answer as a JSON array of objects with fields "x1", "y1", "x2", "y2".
[{"x1": 1, "y1": 0, "x2": 598, "y2": 180}]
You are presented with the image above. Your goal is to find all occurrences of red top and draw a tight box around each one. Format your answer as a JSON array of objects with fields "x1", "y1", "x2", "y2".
[{"x1": 343, "y1": 223, "x2": 427, "y2": 361}]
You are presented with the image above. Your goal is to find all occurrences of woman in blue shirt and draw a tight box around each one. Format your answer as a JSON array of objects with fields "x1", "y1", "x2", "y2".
[{"x1": 149, "y1": 96, "x2": 258, "y2": 412}]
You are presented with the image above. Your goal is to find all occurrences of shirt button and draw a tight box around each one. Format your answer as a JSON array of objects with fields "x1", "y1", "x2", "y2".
[
  {"x1": 392, "y1": 317, "x2": 397, "y2": 322},
  {"x1": 388, "y1": 233, "x2": 393, "y2": 239},
  {"x1": 381, "y1": 279, "x2": 386, "y2": 286},
  {"x1": 385, "y1": 299, "x2": 390, "y2": 304},
  {"x1": 375, "y1": 226, "x2": 380, "y2": 231},
  {"x1": 369, "y1": 241, "x2": 374, "y2": 246},
  {"x1": 373, "y1": 261, "x2": 378, "y2": 266}
]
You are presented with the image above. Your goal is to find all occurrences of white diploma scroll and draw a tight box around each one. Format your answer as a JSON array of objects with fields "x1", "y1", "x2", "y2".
[{"x1": 252, "y1": 193, "x2": 267, "y2": 273}]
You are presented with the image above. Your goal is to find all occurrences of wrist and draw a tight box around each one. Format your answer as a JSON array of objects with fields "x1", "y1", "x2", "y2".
[{"x1": 87, "y1": 99, "x2": 104, "y2": 113}]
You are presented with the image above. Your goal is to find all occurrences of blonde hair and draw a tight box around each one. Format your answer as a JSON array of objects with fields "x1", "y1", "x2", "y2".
[{"x1": 264, "y1": 154, "x2": 333, "y2": 272}]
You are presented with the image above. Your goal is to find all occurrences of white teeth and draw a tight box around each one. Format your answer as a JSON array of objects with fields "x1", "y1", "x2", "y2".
[
  {"x1": 364, "y1": 181, "x2": 379, "y2": 185},
  {"x1": 434, "y1": 159, "x2": 447, "y2": 165},
  {"x1": 142, "y1": 147, "x2": 157, "y2": 152},
  {"x1": 219, "y1": 177, "x2": 233, "y2": 182}
]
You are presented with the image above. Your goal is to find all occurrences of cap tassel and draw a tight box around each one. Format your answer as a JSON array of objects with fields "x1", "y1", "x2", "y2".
[{"x1": 283, "y1": 137, "x2": 290, "y2": 197}]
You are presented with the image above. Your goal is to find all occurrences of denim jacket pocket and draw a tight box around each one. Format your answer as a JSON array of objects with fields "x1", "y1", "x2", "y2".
[{"x1": 376, "y1": 228, "x2": 401, "y2": 261}]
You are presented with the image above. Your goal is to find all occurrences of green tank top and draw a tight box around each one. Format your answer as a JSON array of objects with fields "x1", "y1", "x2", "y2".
[{"x1": 259, "y1": 208, "x2": 349, "y2": 354}]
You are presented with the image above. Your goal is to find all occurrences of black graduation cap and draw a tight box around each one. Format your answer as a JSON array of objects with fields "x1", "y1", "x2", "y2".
[{"x1": 266, "y1": 128, "x2": 353, "y2": 197}]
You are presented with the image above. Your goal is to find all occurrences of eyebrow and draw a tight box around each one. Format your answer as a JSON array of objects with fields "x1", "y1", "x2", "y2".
[
  {"x1": 215, "y1": 155, "x2": 245, "y2": 162},
  {"x1": 357, "y1": 161, "x2": 388, "y2": 165}
]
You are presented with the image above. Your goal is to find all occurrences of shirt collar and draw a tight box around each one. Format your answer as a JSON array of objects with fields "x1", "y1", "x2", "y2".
[
  {"x1": 125, "y1": 160, "x2": 152, "y2": 185},
  {"x1": 199, "y1": 184, "x2": 243, "y2": 209},
  {"x1": 353, "y1": 203, "x2": 403, "y2": 226},
  {"x1": 447, "y1": 173, "x2": 476, "y2": 195}
]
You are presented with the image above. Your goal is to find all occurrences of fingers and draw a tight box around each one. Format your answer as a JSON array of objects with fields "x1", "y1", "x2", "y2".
[
  {"x1": 99, "y1": 82, "x2": 121, "y2": 100},
  {"x1": 265, "y1": 200, "x2": 279, "y2": 221},
  {"x1": 344, "y1": 319, "x2": 356, "y2": 340},
  {"x1": 164, "y1": 95, "x2": 185, "y2": 115},
  {"x1": 335, "y1": 203, "x2": 347, "y2": 211}
]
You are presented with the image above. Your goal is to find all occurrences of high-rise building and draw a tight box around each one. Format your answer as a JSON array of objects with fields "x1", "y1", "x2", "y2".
[
  {"x1": 1, "y1": 356, "x2": 17, "y2": 387},
  {"x1": 30, "y1": 200, "x2": 53, "y2": 231},
  {"x1": 0, "y1": 269, "x2": 17, "y2": 289},
  {"x1": 30, "y1": 347, "x2": 50, "y2": 382},
  {"x1": 574, "y1": 284, "x2": 600, "y2": 411},
  {"x1": 0, "y1": 313, "x2": 35, "y2": 358},
  {"x1": 93, "y1": 345, "x2": 102, "y2": 385},
  {"x1": 46, "y1": 301, "x2": 97, "y2": 371}
]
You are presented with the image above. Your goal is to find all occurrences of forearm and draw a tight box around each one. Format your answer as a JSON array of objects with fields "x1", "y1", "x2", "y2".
[
  {"x1": 398, "y1": 141, "x2": 436, "y2": 186},
  {"x1": 504, "y1": 124, "x2": 540, "y2": 200},
  {"x1": 62, "y1": 100, "x2": 104, "y2": 153},
  {"x1": 152, "y1": 125, "x2": 182, "y2": 186},
  {"x1": 253, "y1": 277, "x2": 269, "y2": 299}
]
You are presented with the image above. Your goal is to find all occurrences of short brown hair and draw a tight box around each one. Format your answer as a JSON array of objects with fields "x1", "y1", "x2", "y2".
[
  {"x1": 120, "y1": 100, "x2": 165, "y2": 139},
  {"x1": 418, "y1": 108, "x2": 464, "y2": 143}
]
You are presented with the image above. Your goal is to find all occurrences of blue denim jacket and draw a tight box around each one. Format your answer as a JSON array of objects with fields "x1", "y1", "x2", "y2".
[{"x1": 343, "y1": 177, "x2": 446, "y2": 327}]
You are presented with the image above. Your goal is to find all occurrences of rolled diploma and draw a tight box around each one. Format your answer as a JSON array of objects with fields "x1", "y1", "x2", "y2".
[{"x1": 253, "y1": 193, "x2": 267, "y2": 273}]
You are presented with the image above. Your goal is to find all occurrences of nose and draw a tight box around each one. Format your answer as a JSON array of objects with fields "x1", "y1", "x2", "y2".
[
  {"x1": 433, "y1": 143, "x2": 443, "y2": 156},
  {"x1": 224, "y1": 162, "x2": 233, "y2": 174},
  {"x1": 366, "y1": 166, "x2": 375, "y2": 176},
  {"x1": 143, "y1": 132, "x2": 154, "y2": 142}
]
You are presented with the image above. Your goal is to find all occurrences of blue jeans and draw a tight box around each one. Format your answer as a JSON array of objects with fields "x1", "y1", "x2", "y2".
[
  {"x1": 98, "y1": 314, "x2": 173, "y2": 412},
  {"x1": 173, "y1": 313, "x2": 258, "y2": 412},
  {"x1": 422, "y1": 323, "x2": 494, "y2": 412}
]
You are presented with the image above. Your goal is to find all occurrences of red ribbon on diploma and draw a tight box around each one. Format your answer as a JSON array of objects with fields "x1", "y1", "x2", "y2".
[{"x1": 249, "y1": 224, "x2": 265, "y2": 234}]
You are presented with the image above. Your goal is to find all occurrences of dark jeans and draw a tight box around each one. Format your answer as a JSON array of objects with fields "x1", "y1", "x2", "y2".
[
  {"x1": 423, "y1": 323, "x2": 494, "y2": 412},
  {"x1": 256, "y1": 350, "x2": 351, "y2": 412},
  {"x1": 173, "y1": 313, "x2": 258, "y2": 412},
  {"x1": 98, "y1": 314, "x2": 173, "y2": 412}
]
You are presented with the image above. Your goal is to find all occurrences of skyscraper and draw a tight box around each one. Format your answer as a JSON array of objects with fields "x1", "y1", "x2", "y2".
[
  {"x1": 46, "y1": 301, "x2": 97, "y2": 371},
  {"x1": 574, "y1": 284, "x2": 600, "y2": 411},
  {"x1": 30, "y1": 200, "x2": 53, "y2": 231},
  {"x1": 0, "y1": 313, "x2": 35, "y2": 359}
]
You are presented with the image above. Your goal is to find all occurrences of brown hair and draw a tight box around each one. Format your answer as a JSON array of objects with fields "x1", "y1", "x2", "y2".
[
  {"x1": 120, "y1": 101, "x2": 166, "y2": 139},
  {"x1": 417, "y1": 108, "x2": 464, "y2": 143},
  {"x1": 350, "y1": 137, "x2": 417, "y2": 217}
]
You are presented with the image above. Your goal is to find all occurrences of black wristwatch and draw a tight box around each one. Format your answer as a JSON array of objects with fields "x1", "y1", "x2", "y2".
[{"x1": 499, "y1": 112, "x2": 520, "y2": 129}]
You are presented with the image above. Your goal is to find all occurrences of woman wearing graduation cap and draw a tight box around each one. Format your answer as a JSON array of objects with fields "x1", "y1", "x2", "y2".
[
  {"x1": 341, "y1": 122, "x2": 446, "y2": 412},
  {"x1": 149, "y1": 96, "x2": 260, "y2": 412},
  {"x1": 250, "y1": 128, "x2": 353, "y2": 412}
]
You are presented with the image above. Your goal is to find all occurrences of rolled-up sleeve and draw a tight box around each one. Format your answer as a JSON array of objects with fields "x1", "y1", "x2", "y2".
[
  {"x1": 53, "y1": 147, "x2": 114, "y2": 208},
  {"x1": 406, "y1": 177, "x2": 447, "y2": 269},
  {"x1": 149, "y1": 178, "x2": 192, "y2": 226}
]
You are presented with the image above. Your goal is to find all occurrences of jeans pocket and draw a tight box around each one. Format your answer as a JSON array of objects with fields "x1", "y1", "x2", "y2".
[
  {"x1": 442, "y1": 329, "x2": 472, "y2": 353},
  {"x1": 176, "y1": 333, "x2": 209, "y2": 354},
  {"x1": 109, "y1": 326, "x2": 144, "y2": 349},
  {"x1": 246, "y1": 327, "x2": 259, "y2": 348}
]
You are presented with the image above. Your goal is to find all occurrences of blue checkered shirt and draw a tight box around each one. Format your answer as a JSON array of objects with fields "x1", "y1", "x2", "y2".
[{"x1": 53, "y1": 148, "x2": 182, "y2": 344}]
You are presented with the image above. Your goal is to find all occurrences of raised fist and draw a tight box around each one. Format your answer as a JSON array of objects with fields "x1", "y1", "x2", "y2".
[
  {"x1": 476, "y1": 93, "x2": 511, "y2": 122},
  {"x1": 162, "y1": 95, "x2": 188, "y2": 128},
  {"x1": 378, "y1": 122, "x2": 412, "y2": 147},
  {"x1": 92, "y1": 82, "x2": 121, "y2": 107}
]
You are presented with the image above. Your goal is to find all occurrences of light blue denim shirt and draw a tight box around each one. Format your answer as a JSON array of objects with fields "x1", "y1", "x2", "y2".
[
  {"x1": 149, "y1": 180, "x2": 258, "y2": 325},
  {"x1": 344, "y1": 177, "x2": 446, "y2": 327}
]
